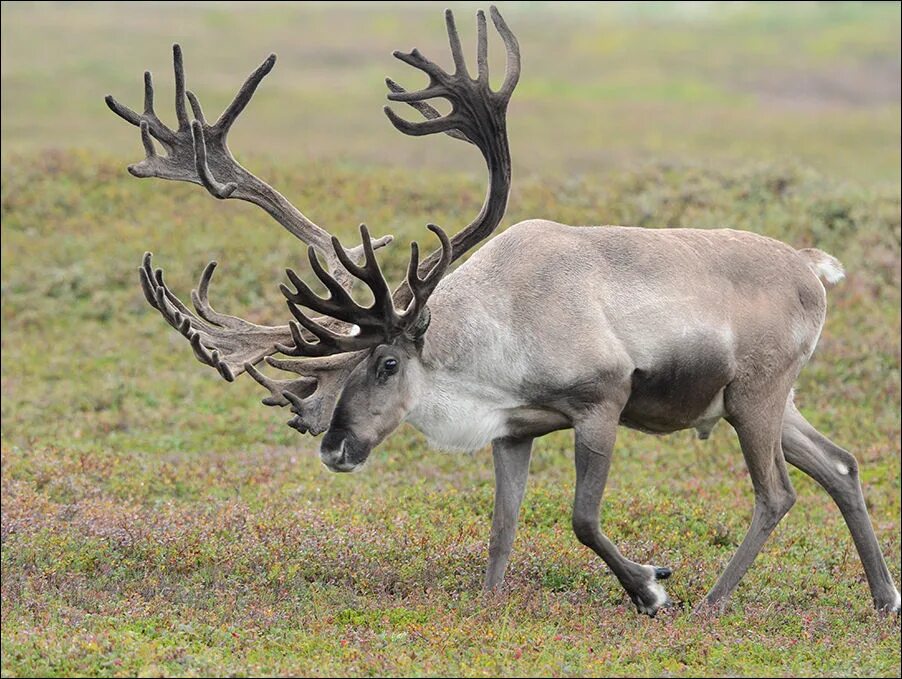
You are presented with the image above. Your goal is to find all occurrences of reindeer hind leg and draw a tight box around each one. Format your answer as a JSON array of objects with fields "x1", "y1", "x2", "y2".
[{"x1": 782, "y1": 399, "x2": 900, "y2": 612}]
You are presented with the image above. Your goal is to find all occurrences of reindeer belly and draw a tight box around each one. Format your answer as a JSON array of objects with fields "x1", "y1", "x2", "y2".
[{"x1": 620, "y1": 343, "x2": 735, "y2": 437}]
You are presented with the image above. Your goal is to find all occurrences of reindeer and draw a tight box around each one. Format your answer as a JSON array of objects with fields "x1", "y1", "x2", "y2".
[{"x1": 107, "y1": 7, "x2": 900, "y2": 616}]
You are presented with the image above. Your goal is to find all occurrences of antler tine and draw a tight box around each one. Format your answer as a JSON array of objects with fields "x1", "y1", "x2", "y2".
[
  {"x1": 138, "y1": 252, "x2": 296, "y2": 381},
  {"x1": 391, "y1": 47, "x2": 448, "y2": 81},
  {"x1": 143, "y1": 71, "x2": 154, "y2": 116},
  {"x1": 412, "y1": 224, "x2": 452, "y2": 292},
  {"x1": 444, "y1": 8, "x2": 469, "y2": 77},
  {"x1": 490, "y1": 5, "x2": 521, "y2": 100},
  {"x1": 191, "y1": 121, "x2": 237, "y2": 199},
  {"x1": 139, "y1": 121, "x2": 156, "y2": 160},
  {"x1": 339, "y1": 224, "x2": 395, "y2": 319},
  {"x1": 382, "y1": 110, "x2": 463, "y2": 138},
  {"x1": 476, "y1": 9, "x2": 489, "y2": 84},
  {"x1": 189, "y1": 260, "x2": 260, "y2": 331},
  {"x1": 185, "y1": 90, "x2": 207, "y2": 125},
  {"x1": 216, "y1": 52, "x2": 277, "y2": 133},
  {"x1": 190, "y1": 260, "x2": 222, "y2": 325},
  {"x1": 172, "y1": 44, "x2": 190, "y2": 130},
  {"x1": 402, "y1": 224, "x2": 452, "y2": 324},
  {"x1": 106, "y1": 92, "x2": 141, "y2": 126}
]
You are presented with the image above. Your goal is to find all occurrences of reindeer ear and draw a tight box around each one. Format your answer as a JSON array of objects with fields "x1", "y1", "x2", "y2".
[{"x1": 406, "y1": 305, "x2": 431, "y2": 342}]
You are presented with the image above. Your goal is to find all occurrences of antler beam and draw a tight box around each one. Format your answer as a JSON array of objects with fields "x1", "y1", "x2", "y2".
[{"x1": 384, "y1": 5, "x2": 519, "y2": 309}]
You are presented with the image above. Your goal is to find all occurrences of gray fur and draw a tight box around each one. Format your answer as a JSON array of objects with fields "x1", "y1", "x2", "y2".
[{"x1": 325, "y1": 220, "x2": 900, "y2": 615}]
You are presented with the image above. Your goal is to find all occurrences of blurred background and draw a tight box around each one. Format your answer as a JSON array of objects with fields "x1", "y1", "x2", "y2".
[
  {"x1": 2, "y1": 3, "x2": 900, "y2": 676},
  {"x1": 2, "y1": 1, "x2": 900, "y2": 183}
]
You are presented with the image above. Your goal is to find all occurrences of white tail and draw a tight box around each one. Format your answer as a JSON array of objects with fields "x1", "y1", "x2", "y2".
[{"x1": 800, "y1": 248, "x2": 845, "y2": 285}]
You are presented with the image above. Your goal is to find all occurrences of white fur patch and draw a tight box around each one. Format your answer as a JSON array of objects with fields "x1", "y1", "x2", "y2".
[
  {"x1": 635, "y1": 567, "x2": 670, "y2": 615},
  {"x1": 836, "y1": 462, "x2": 850, "y2": 476},
  {"x1": 405, "y1": 374, "x2": 514, "y2": 451},
  {"x1": 817, "y1": 260, "x2": 845, "y2": 284},
  {"x1": 408, "y1": 318, "x2": 529, "y2": 450},
  {"x1": 646, "y1": 579, "x2": 668, "y2": 608},
  {"x1": 803, "y1": 249, "x2": 845, "y2": 285},
  {"x1": 420, "y1": 407, "x2": 508, "y2": 451}
]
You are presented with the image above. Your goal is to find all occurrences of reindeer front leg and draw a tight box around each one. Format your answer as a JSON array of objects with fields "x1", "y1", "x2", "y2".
[
  {"x1": 572, "y1": 405, "x2": 673, "y2": 616},
  {"x1": 484, "y1": 436, "x2": 533, "y2": 591}
]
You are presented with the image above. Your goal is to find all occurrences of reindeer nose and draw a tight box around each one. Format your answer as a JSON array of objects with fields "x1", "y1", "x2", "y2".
[
  {"x1": 319, "y1": 432, "x2": 357, "y2": 473},
  {"x1": 320, "y1": 429, "x2": 371, "y2": 472}
]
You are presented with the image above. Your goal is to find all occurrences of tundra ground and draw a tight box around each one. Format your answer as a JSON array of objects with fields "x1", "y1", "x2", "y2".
[{"x1": 2, "y1": 2, "x2": 900, "y2": 676}]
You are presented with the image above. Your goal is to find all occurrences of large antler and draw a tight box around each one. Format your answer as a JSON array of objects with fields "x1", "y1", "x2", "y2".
[
  {"x1": 107, "y1": 43, "x2": 391, "y2": 380},
  {"x1": 250, "y1": 5, "x2": 520, "y2": 433},
  {"x1": 115, "y1": 6, "x2": 519, "y2": 436}
]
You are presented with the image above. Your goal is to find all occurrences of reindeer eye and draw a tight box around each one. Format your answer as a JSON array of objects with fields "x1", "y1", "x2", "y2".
[{"x1": 383, "y1": 357, "x2": 399, "y2": 375}]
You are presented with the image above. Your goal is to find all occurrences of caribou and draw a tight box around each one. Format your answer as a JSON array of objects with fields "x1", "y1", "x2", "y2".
[{"x1": 107, "y1": 6, "x2": 900, "y2": 616}]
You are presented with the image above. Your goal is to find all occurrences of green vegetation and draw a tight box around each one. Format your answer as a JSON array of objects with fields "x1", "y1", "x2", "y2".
[{"x1": 2, "y1": 2, "x2": 899, "y2": 677}]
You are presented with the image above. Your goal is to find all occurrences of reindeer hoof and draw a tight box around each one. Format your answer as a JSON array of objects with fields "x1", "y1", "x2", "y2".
[
  {"x1": 633, "y1": 589, "x2": 672, "y2": 617},
  {"x1": 876, "y1": 587, "x2": 900, "y2": 613},
  {"x1": 630, "y1": 565, "x2": 673, "y2": 617}
]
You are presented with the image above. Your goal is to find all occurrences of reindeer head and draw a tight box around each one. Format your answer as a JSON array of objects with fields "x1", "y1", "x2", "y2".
[{"x1": 279, "y1": 224, "x2": 450, "y2": 471}]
